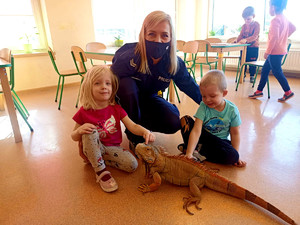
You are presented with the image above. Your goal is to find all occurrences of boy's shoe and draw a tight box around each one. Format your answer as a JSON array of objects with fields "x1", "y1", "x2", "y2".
[
  {"x1": 96, "y1": 171, "x2": 118, "y2": 193},
  {"x1": 177, "y1": 143, "x2": 187, "y2": 154},
  {"x1": 278, "y1": 92, "x2": 294, "y2": 102},
  {"x1": 193, "y1": 151, "x2": 206, "y2": 162},
  {"x1": 248, "y1": 92, "x2": 263, "y2": 99},
  {"x1": 250, "y1": 76, "x2": 255, "y2": 83}
]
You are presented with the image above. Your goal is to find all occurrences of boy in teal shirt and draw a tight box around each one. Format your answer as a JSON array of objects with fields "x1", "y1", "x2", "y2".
[{"x1": 179, "y1": 70, "x2": 246, "y2": 167}]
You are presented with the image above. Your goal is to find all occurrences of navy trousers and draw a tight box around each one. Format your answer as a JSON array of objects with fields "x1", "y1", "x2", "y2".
[
  {"x1": 117, "y1": 77, "x2": 181, "y2": 143},
  {"x1": 240, "y1": 46, "x2": 259, "y2": 77},
  {"x1": 257, "y1": 54, "x2": 291, "y2": 92},
  {"x1": 180, "y1": 115, "x2": 239, "y2": 165}
]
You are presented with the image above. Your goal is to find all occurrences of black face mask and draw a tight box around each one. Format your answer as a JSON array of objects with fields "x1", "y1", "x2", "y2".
[{"x1": 145, "y1": 40, "x2": 171, "y2": 60}]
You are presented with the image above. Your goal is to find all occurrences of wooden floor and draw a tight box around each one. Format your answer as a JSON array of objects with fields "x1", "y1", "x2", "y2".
[{"x1": 0, "y1": 69, "x2": 300, "y2": 225}]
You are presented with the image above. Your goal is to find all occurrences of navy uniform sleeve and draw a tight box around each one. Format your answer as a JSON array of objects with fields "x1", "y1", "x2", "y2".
[
  {"x1": 111, "y1": 43, "x2": 140, "y2": 78},
  {"x1": 173, "y1": 57, "x2": 202, "y2": 104}
]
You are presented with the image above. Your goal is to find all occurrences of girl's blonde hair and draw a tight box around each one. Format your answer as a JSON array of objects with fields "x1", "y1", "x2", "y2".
[
  {"x1": 200, "y1": 70, "x2": 227, "y2": 91},
  {"x1": 80, "y1": 65, "x2": 119, "y2": 110},
  {"x1": 135, "y1": 10, "x2": 178, "y2": 75}
]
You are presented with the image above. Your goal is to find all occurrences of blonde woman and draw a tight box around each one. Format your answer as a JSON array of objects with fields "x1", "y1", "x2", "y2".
[
  {"x1": 71, "y1": 65, "x2": 155, "y2": 192},
  {"x1": 111, "y1": 11, "x2": 201, "y2": 149}
]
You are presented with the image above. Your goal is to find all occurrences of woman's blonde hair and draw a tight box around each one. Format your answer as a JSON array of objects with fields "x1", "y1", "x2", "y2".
[
  {"x1": 200, "y1": 70, "x2": 227, "y2": 91},
  {"x1": 80, "y1": 65, "x2": 119, "y2": 110},
  {"x1": 135, "y1": 10, "x2": 178, "y2": 75}
]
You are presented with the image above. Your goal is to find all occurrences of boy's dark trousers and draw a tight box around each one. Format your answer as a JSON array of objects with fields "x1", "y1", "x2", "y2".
[
  {"x1": 241, "y1": 46, "x2": 259, "y2": 77},
  {"x1": 180, "y1": 115, "x2": 239, "y2": 165}
]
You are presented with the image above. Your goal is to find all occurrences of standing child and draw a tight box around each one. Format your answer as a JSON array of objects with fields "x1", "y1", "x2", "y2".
[
  {"x1": 71, "y1": 65, "x2": 155, "y2": 192},
  {"x1": 249, "y1": 0, "x2": 296, "y2": 102},
  {"x1": 236, "y1": 6, "x2": 260, "y2": 83},
  {"x1": 178, "y1": 70, "x2": 246, "y2": 167}
]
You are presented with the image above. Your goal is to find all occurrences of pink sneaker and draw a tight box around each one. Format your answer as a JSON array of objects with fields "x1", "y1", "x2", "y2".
[{"x1": 96, "y1": 171, "x2": 118, "y2": 192}]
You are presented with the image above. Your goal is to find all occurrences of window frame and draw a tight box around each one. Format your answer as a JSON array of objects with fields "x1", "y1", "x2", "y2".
[{"x1": 0, "y1": 0, "x2": 48, "y2": 54}]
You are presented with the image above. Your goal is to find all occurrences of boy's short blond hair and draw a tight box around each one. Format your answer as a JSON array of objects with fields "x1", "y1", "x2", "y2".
[
  {"x1": 200, "y1": 70, "x2": 227, "y2": 91},
  {"x1": 80, "y1": 65, "x2": 119, "y2": 110},
  {"x1": 242, "y1": 6, "x2": 255, "y2": 18}
]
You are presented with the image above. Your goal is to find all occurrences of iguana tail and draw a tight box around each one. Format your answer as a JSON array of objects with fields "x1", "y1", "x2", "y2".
[{"x1": 205, "y1": 174, "x2": 296, "y2": 225}]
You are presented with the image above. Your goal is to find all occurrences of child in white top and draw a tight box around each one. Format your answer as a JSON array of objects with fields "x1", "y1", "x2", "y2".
[{"x1": 71, "y1": 65, "x2": 155, "y2": 192}]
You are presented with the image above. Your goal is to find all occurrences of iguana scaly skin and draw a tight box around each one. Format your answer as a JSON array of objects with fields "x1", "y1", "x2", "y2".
[{"x1": 135, "y1": 143, "x2": 296, "y2": 225}]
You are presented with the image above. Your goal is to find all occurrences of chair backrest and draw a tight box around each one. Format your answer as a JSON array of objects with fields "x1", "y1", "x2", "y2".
[
  {"x1": 48, "y1": 47, "x2": 63, "y2": 75},
  {"x1": 227, "y1": 37, "x2": 237, "y2": 43},
  {"x1": 205, "y1": 37, "x2": 222, "y2": 43},
  {"x1": 176, "y1": 40, "x2": 185, "y2": 51},
  {"x1": 0, "y1": 48, "x2": 11, "y2": 62},
  {"x1": 281, "y1": 40, "x2": 292, "y2": 66},
  {"x1": 86, "y1": 42, "x2": 106, "y2": 52},
  {"x1": 182, "y1": 41, "x2": 198, "y2": 54},
  {"x1": 71, "y1": 46, "x2": 87, "y2": 62},
  {"x1": 71, "y1": 46, "x2": 87, "y2": 74},
  {"x1": 195, "y1": 40, "x2": 212, "y2": 53}
]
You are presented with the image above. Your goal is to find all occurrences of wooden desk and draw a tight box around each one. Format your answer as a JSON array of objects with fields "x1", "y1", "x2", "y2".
[
  {"x1": 210, "y1": 43, "x2": 249, "y2": 84},
  {"x1": 0, "y1": 58, "x2": 22, "y2": 142},
  {"x1": 85, "y1": 47, "x2": 118, "y2": 62}
]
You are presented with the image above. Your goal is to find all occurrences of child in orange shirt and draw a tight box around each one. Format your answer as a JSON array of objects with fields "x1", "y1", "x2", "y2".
[{"x1": 236, "y1": 6, "x2": 260, "y2": 83}]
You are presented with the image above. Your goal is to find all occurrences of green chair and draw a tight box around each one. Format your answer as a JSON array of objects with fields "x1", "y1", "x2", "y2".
[
  {"x1": 235, "y1": 41, "x2": 292, "y2": 99},
  {"x1": 166, "y1": 41, "x2": 199, "y2": 103},
  {"x1": 0, "y1": 48, "x2": 33, "y2": 131},
  {"x1": 71, "y1": 46, "x2": 88, "y2": 108},
  {"x1": 182, "y1": 40, "x2": 198, "y2": 81},
  {"x1": 48, "y1": 47, "x2": 83, "y2": 110},
  {"x1": 195, "y1": 40, "x2": 218, "y2": 78},
  {"x1": 86, "y1": 42, "x2": 108, "y2": 66}
]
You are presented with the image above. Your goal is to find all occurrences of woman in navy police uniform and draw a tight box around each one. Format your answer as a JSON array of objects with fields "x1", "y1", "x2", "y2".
[{"x1": 111, "y1": 11, "x2": 201, "y2": 147}]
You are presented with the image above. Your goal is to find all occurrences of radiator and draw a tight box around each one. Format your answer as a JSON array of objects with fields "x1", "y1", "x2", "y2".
[{"x1": 224, "y1": 50, "x2": 300, "y2": 73}]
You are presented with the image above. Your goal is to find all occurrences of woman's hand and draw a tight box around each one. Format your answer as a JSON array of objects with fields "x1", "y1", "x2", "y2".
[
  {"x1": 143, "y1": 130, "x2": 156, "y2": 144},
  {"x1": 264, "y1": 53, "x2": 269, "y2": 59}
]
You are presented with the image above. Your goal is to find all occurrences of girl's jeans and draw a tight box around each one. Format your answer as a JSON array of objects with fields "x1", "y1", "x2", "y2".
[
  {"x1": 82, "y1": 129, "x2": 138, "y2": 173},
  {"x1": 257, "y1": 55, "x2": 291, "y2": 92}
]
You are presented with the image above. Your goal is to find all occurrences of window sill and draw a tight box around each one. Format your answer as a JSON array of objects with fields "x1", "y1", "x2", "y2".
[{"x1": 12, "y1": 50, "x2": 48, "y2": 58}]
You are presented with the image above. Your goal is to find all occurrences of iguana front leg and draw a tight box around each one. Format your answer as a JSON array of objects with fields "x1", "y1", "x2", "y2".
[
  {"x1": 183, "y1": 177, "x2": 205, "y2": 215},
  {"x1": 138, "y1": 172, "x2": 162, "y2": 193}
]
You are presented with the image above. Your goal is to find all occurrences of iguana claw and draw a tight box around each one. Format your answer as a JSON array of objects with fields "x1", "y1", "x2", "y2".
[
  {"x1": 138, "y1": 184, "x2": 151, "y2": 193},
  {"x1": 183, "y1": 195, "x2": 202, "y2": 215}
]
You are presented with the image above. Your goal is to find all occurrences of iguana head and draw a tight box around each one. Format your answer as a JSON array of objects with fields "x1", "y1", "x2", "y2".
[
  {"x1": 135, "y1": 143, "x2": 161, "y2": 164},
  {"x1": 136, "y1": 143, "x2": 163, "y2": 177}
]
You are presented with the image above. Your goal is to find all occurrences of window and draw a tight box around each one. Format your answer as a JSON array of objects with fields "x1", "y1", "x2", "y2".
[
  {"x1": 0, "y1": 0, "x2": 47, "y2": 52},
  {"x1": 91, "y1": 0, "x2": 175, "y2": 46},
  {"x1": 209, "y1": 0, "x2": 299, "y2": 41}
]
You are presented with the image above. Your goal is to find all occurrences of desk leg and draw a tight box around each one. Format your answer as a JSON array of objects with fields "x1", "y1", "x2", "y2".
[
  {"x1": 217, "y1": 52, "x2": 224, "y2": 70},
  {"x1": 169, "y1": 80, "x2": 175, "y2": 103},
  {"x1": 0, "y1": 94, "x2": 4, "y2": 111},
  {"x1": 0, "y1": 68, "x2": 22, "y2": 143},
  {"x1": 239, "y1": 46, "x2": 248, "y2": 84}
]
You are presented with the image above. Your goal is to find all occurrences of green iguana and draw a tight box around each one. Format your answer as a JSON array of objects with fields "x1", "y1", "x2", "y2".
[{"x1": 135, "y1": 143, "x2": 296, "y2": 225}]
